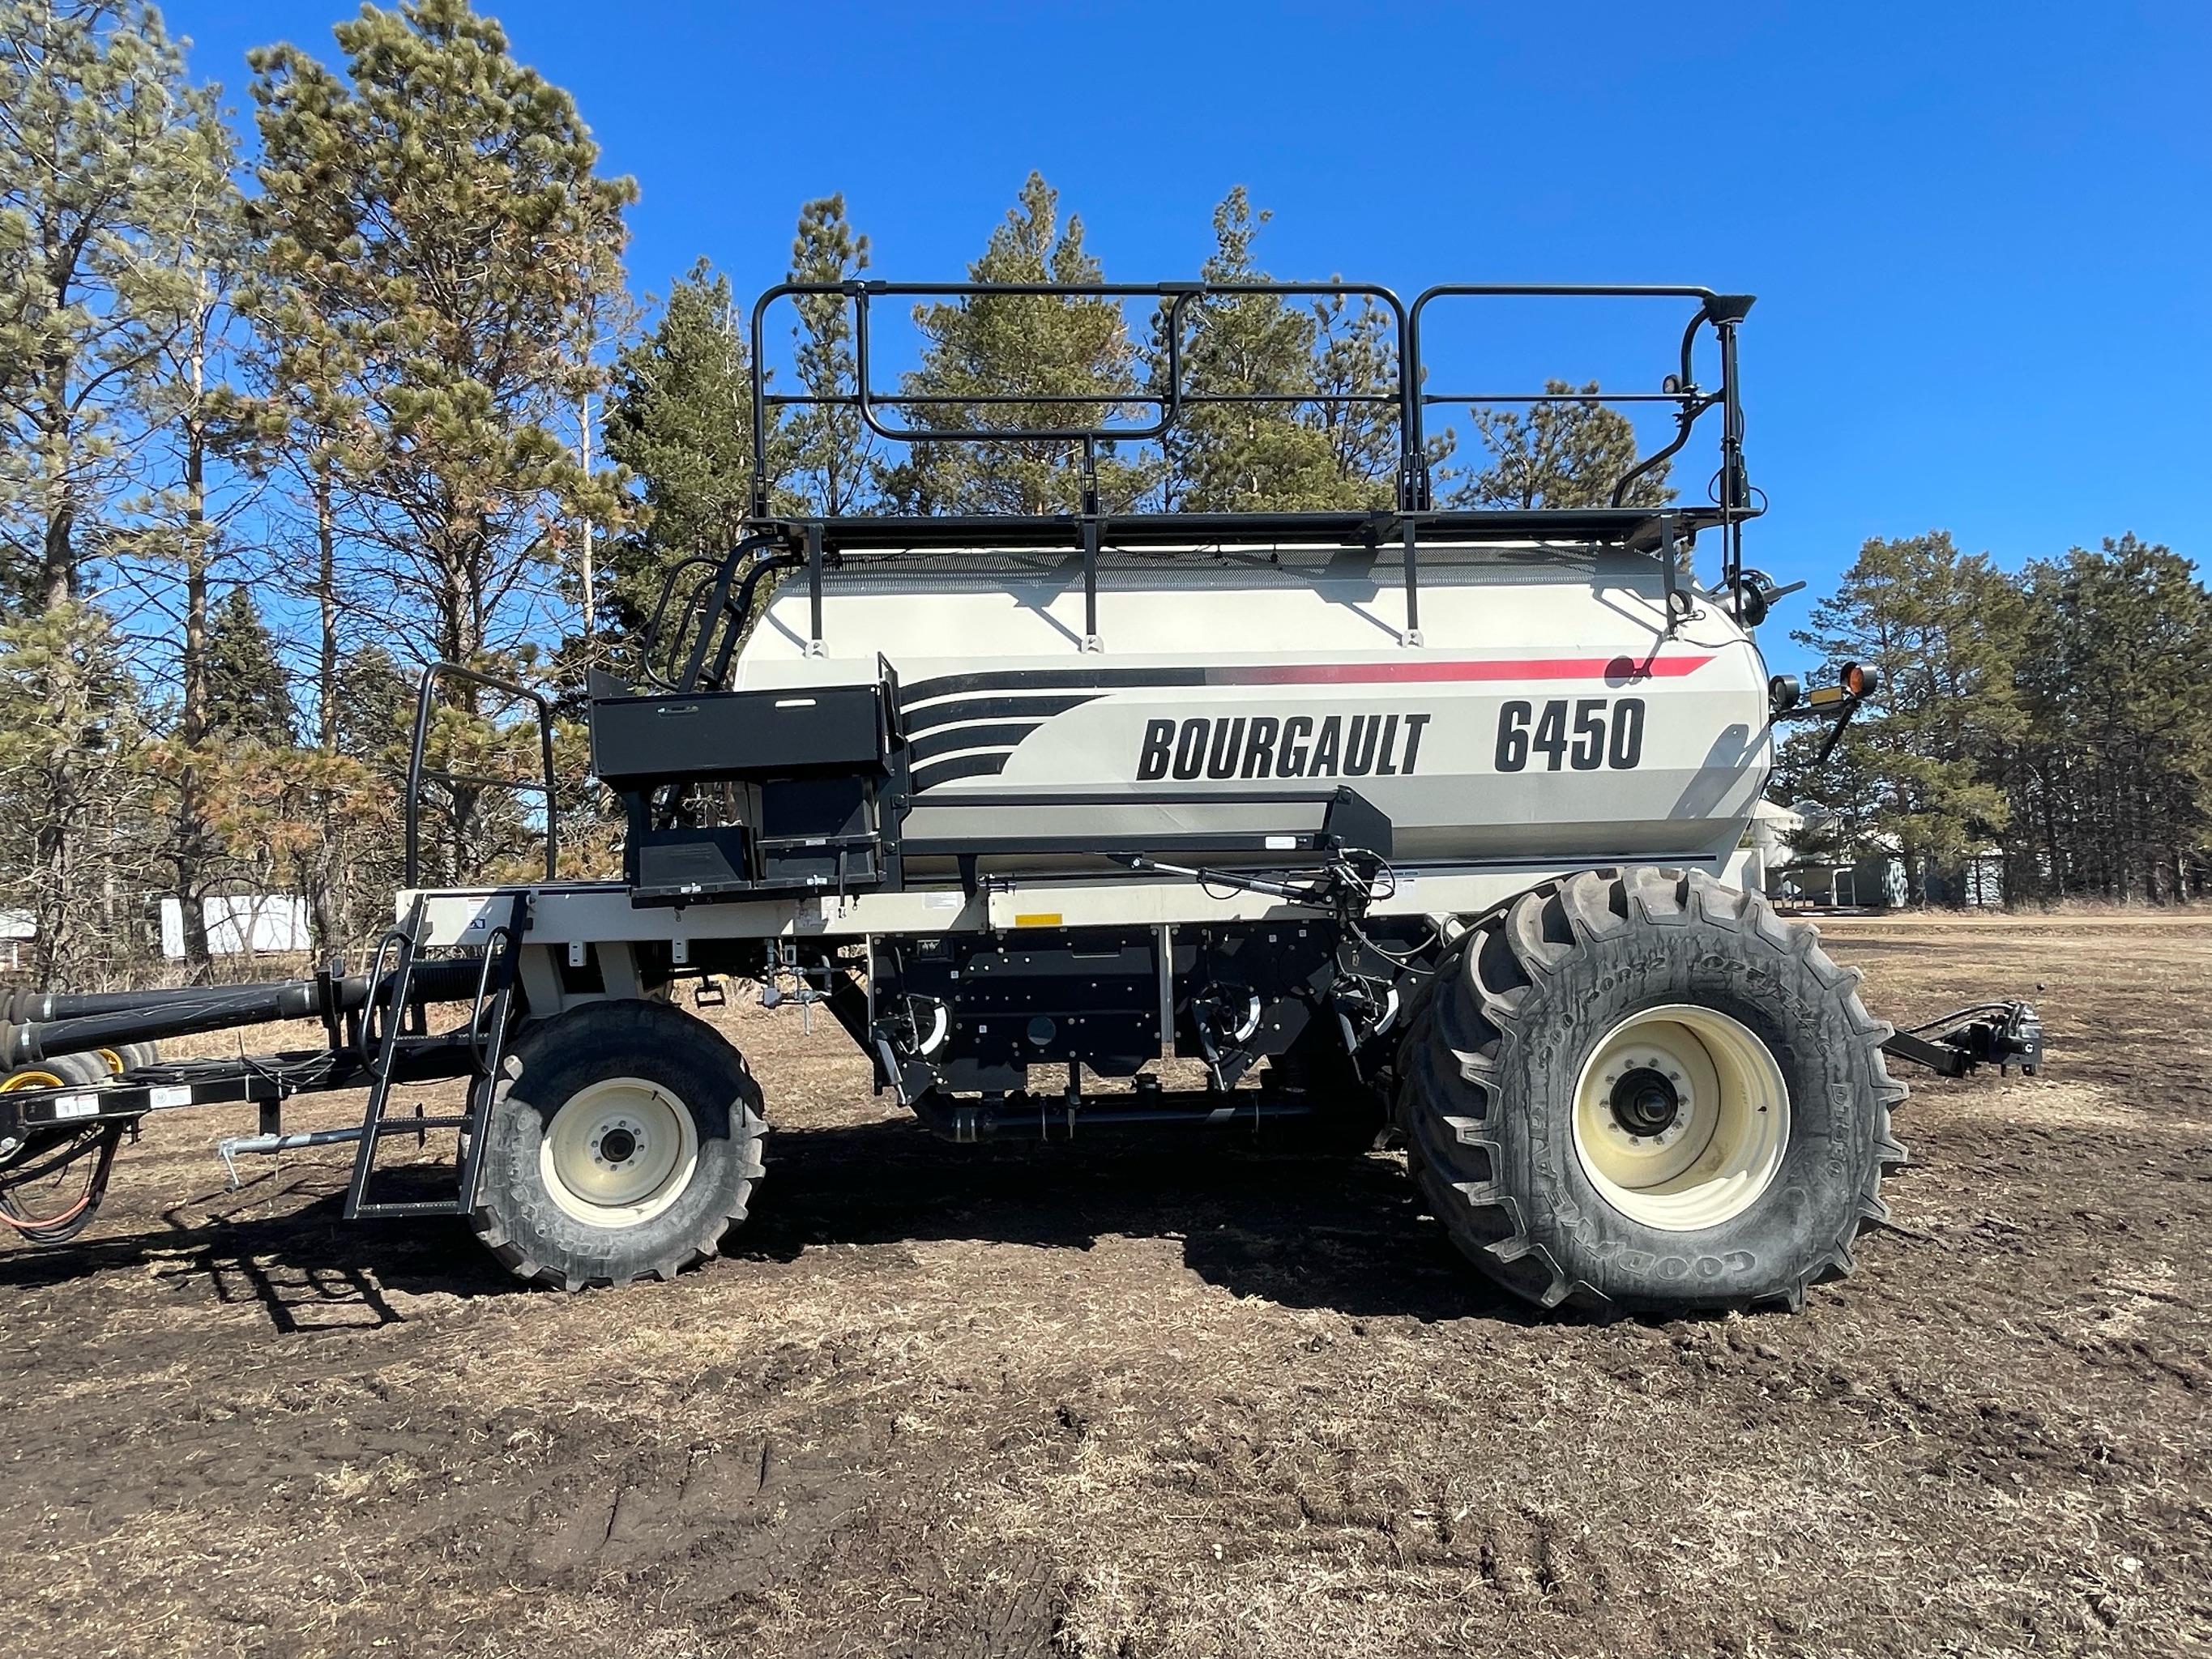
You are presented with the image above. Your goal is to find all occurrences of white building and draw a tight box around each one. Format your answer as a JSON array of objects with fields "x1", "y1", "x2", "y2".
[{"x1": 159, "y1": 894, "x2": 313, "y2": 960}]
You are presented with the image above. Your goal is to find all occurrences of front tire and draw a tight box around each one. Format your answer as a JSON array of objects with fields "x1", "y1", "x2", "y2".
[
  {"x1": 1397, "y1": 867, "x2": 1907, "y2": 1315},
  {"x1": 469, "y1": 1000, "x2": 767, "y2": 1290}
]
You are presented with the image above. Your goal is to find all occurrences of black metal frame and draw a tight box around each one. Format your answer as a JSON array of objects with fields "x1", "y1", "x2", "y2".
[
  {"x1": 717, "y1": 279, "x2": 1757, "y2": 668},
  {"x1": 403, "y1": 663, "x2": 561, "y2": 889}
]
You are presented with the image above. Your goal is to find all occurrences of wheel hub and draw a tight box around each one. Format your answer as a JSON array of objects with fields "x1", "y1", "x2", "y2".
[
  {"x1": 540, "y1": 1078, "x2": 700, "y2": 1228},
  {"x1": 1570, "y1": 1004, "x2": 1791, "y2": 1233},
  {"x1": 1608, "y1": 1066, "x2": 1681, "y2": 1137}
]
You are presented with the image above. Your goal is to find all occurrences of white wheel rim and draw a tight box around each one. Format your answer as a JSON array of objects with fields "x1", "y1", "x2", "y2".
[
  {"x1": 539, "y1": 1077, "x2": 699, "y2": 1229},
  {"x1": 1570, "y1": 1004, "x2": 1790, "y2": 1232}
]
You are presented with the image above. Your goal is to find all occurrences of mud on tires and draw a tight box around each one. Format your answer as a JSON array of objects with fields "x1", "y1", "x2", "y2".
[
  {"x1": 1396, "y1": 867, "x2": 1907, "y2": 1316},
  {"x1": 469, "y1": 1000, "x2": 767, "y2": 1291}
]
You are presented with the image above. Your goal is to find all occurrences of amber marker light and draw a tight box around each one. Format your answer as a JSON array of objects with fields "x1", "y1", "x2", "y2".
[
  {"x1": 1839, "y1": 661, "x2": 1880, "y2": 699},
  {"x1": 1804, "y1": 663, "x2": 1881, "y2": 710}
]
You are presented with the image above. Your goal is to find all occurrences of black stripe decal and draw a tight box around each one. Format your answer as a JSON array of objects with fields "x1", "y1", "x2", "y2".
[
  {"x1": 911, "y1": 751, "x2": 1014, "y2": 793},
  {"x1": 899, "y1": 666, "x2": 1206, "y2": 705},
  {"x1": 903, "y1": 693, "x2": 1100, "y2": 734},
  {"x1": 907, "y1": 720, "x2": 1045, "y2": 767}
]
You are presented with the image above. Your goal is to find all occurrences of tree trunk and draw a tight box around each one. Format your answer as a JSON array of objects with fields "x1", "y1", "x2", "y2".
[
  {"x1": 32, "y1": 753, "x2": 78, "y2": 989},
  {"x1": 307, "y1": 458, "x2": 350, "y2": 962},
  {"x1": 32, "y1": 287, "x2": 82, "y2": 986},
  {"x1": 173, "y1": 382, "x2": 215, "y2": 980}
]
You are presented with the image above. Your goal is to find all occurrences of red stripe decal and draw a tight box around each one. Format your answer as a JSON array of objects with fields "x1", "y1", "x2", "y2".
[{"x1": 1218, "y1": 655, "x2": 1713, "y2": 685}]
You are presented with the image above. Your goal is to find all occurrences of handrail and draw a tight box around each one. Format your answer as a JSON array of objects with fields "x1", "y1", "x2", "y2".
[
  {"x1": 749, "y1": 279, "x2": 1417, "y2": 515},
  {"x1": 403, "y1": 663, "x2": 560, "y2": 889},
  {"x1": 746, "y1": 279, "x2": 1757, "y2": 574},
  {"x1": 1405, "y1": 285, "x2": 1754, "y2": 590},
  {"x1": 738, "y1": 278, "x2": 1763, "y2": 642},
  {"x1": 635, "y1": 535, "x2": 801, "y2": 693}
]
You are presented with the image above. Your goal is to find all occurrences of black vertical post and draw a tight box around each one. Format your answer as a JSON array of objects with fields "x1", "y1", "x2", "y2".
[
  {"x1": 1659, "y1": 512, "x2": 1686, "y2": 634},
  {"x1": 1707, "y1": 320, "x2": 1743, "y2": 592},
  {"x1": 1080, "y1": 434, "x2": 1102, "y2": 651},
  {"x1": 1396, "y1": 301, "x2": 1422, "y2": 646},
  {"x1": 1398, "y1": 293, "x2": 1425, "y2": 511},
  {"x1": 806, "y1": 521, "x2": 825, "y2": 656},
  {"x1": 1718, "y1": 321, "x2": 1746, "y2": 593},
  {"x1": 1401, "y1": 521, "x2": 1422, "y2": 647},
  {"x1": 1083, "y1": 518, "x2": 1100, "y2": 648}
]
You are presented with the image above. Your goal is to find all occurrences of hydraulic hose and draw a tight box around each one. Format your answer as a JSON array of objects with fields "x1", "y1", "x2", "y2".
[
  {"x1": 0, "y1": 959, "x2": 485, "y2": 1068},
  {"x1": 4, "y1": 983, "x2": 280, "y2": 1022}
]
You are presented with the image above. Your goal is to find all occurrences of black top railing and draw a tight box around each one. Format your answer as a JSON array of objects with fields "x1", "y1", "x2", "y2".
[
  {"x1": 631, "y1": 280, "x2": 1767, "y2": 679},
  {"x1": 746, "y1": 279, "x2": 1752, "y2": 525}
]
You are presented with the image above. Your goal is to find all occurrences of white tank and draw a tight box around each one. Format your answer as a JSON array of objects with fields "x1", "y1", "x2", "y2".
[{"x1": 733, "y1": 541, "x2": 1771, "y2": 876}]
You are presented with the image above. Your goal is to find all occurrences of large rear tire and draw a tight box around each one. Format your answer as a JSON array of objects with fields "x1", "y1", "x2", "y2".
[
  {"x1": 1396, "y1": 867, "x2": 1907, "y2": 1316},
  {"x1": 468, "y1": 1000, "x2": 767, "y2": 1291}
]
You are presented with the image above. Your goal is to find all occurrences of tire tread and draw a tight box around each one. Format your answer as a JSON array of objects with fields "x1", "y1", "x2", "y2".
[{"x1": 1396, "y1": 866, "x2": 1907, "y2": 1316}]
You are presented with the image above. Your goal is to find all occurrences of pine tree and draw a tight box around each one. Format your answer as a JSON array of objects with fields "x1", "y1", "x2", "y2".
[
  {"x1": 0, "y1": 0, "x2": 235, "y2": 983},
  {"x1": 203, "y1": 584, "x2": 297, "y2": 744},
  {"x1": 2010, "y1": 536, "x2": 2212, "y2": 902},
  {"x1": 1783, "y1": 531, "x2": 2025, "y2": 904},
  {"x1": 786, "y1": 194, "x2": 874, "y2": 515},
  {"x1": 0, "y1": 603, "x2": 163, "y2": 983},
  {"x1": 122, "y1": 86, "x2": 259, "y2": 976},
  {"x1": 1307, "y1": 292, "x2": 1405, "y2": 510},
  {"x1": 597, "y1": 260, "x2": 762, "y2": 678},
  {"x1": 0, "y1": 0, "x2": 229, "y2": 606},
  {"x1": 1452, "y1": 381, "x2": 1673, "y2": 510},
  {"x1": 1157, "y1": 188, "x2": 1338, "y2": 511},
  {"x1": 880, "y1": 173, "x2": 1149, "y2": 515},
  {"x1": 249, "y1": 0, "x2": 634, "y2": 884},
  {"x1": 237, "y1": 61, "x2": 371, "y2": 960}
]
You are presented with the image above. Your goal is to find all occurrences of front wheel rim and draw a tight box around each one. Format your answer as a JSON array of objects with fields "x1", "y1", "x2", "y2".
[
  {"x1": 1570, "y1": 1004, "x2": 1790, "y2": 1232},
  {"x1": 539, "y1": 1077, "x2": 699, "y2": 1229}
]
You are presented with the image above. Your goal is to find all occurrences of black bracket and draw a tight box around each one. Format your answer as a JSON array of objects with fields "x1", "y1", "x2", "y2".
[
  {"x1": 1659, "y1": 514, "x2": 1692, "y2": 634},
  {"x1": 1400, "y1": 519, "x2": 1422, "y2": 647},
  {"x1": 1080, "y1": 434, "x2": 1103, "y2": 652},
  {"x1": 1813, "y1": 695, "x2": 1863, "y2": 767},
  {"x1": 805, "y1": 521, "x2": 826, "y2": 657},
  {"x1": 1881, "y1": 1001, "x2": 2043, "y2": 1078}
]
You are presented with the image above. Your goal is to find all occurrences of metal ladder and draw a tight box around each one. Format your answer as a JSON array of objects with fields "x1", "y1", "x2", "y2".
[{"x1": 343, "y1": 889, "x2": 529, "y2": 1221}]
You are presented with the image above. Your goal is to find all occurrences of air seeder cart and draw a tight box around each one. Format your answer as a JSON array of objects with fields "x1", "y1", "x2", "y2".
[{"x1": 0, "y1": 280, "x2": 2042, "y2": 1315}]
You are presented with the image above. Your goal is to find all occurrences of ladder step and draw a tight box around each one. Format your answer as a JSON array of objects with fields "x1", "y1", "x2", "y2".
[
  {"x1": 352, "y1": 1198, "x2": 469, "y2": 1218},
  {"x1": 345, "y1": 888, "x2": 527, "y2": 1224},
  {"x1": 365, "y1": 1115, "x2": 476, "y2": 1137}
]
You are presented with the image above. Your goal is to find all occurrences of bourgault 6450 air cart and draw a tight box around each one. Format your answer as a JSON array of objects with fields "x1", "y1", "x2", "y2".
[{"x1": 0, "y1": 281, "x2": 2041, "y2": 1315}]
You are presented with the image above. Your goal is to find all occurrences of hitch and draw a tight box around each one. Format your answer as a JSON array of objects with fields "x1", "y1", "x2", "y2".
[{"x1": 1881, "y1": 1000, "x2": 2043, "y2": 1079}]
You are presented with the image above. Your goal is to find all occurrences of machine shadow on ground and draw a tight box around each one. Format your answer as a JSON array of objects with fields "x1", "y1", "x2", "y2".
[
  {"x1": 0, "y1": 1118, "x2": 1532, "y2": 1327},
  {"x1": 729, "y1": 1119, "x2": 1536, "y2": 1324}
]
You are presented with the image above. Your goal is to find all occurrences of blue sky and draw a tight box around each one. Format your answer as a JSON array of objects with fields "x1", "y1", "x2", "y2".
[{"x1": 170, "y1": 0, "x2": 2208, "y2": 653}]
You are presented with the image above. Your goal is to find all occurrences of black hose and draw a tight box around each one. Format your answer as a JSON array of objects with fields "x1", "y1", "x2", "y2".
[
  {"x1": 0, "y1": 1123, "x2": 123, "y2": 1243},
  {"x1": 2, "y1": 958, "x2": 486, "y2": 1067}
]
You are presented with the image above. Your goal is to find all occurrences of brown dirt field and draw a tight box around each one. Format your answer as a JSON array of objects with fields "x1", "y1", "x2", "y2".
[{"x1": 2, "y1": 917, "x2": 2208, "y2": 1658}]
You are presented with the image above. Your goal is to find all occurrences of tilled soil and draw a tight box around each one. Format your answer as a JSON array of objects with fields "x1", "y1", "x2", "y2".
[{"x1": 2, "y1": 916, "x2": 2207, "y2": 1658}]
